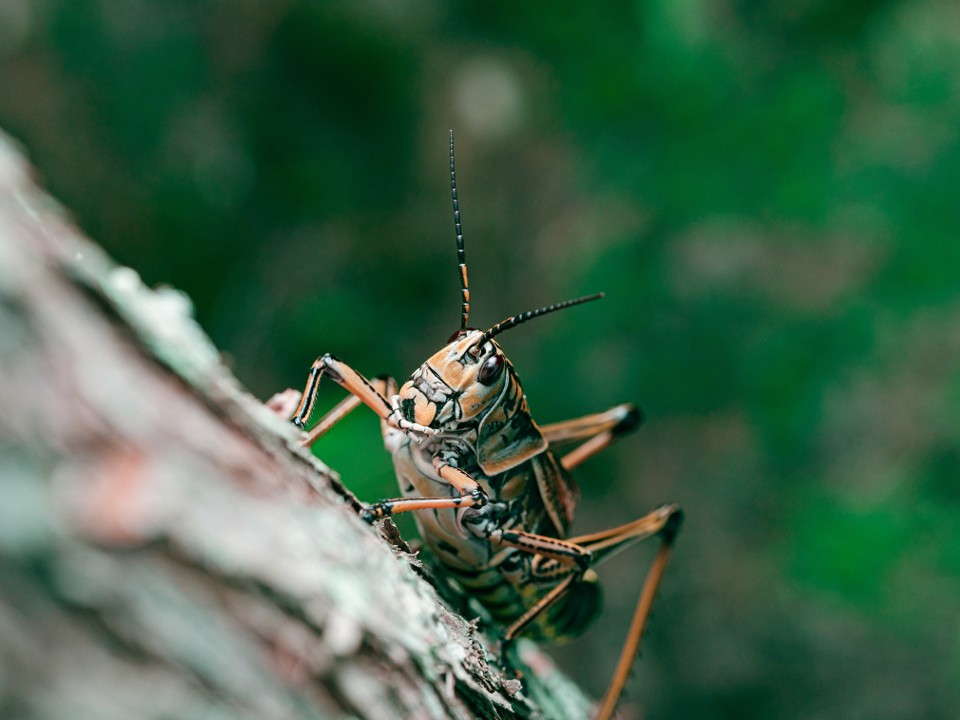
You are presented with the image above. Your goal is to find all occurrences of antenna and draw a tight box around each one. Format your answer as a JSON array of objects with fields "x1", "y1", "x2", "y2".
[
  {"x1": 480, "y1": 293, "x2": 605, "y2": 345},
  {"x1": 450, "y1": 130, "x2": 470, "y2": 330}
]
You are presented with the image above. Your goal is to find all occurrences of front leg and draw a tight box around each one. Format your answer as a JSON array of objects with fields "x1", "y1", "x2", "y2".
[{"x1": 292, "y1": 353, "x2": 398, "y2": 430}]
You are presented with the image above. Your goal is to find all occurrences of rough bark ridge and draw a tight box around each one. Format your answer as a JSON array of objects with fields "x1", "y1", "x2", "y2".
[{"x1": 0, "y1": 131, "x2": 593, "y2": 720}]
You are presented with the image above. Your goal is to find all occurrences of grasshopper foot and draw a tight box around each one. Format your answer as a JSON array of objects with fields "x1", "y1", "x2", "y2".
[{"x1": 360, "y1": 502, "x2": 392, "y2": 523}]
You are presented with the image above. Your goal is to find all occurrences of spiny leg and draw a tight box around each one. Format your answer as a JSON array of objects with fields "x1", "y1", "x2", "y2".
[
  {"x1": 539, "y1": 403, "x2": 644, "y2": 471},
  {"x1": 489, "y1": 504, "x2": 678, "y2": 607},
  {"x1": 484, "y1": 528, "x2": 593, "y2": 647},
  {"x1": 486, "y1": 503, "x2": 683, "y2": 720},
  {"x1": 513, "y1": 512, "x2": 670, "y2": 584}
]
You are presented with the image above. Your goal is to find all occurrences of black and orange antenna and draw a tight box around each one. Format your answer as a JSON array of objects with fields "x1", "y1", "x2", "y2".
[
  {"x1": 480, "y1": 293, "x2": 605, "y2": 345},
  {"x1": 450, "y1": 130, "x2": 470, "y2": 331}
]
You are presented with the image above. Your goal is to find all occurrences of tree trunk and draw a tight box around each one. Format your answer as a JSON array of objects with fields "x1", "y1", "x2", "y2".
[{"x1": 0, "y1": 130, "x2": 592, "y2": 720}]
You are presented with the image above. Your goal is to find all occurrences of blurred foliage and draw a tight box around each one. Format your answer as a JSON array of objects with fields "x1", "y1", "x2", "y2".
[{"x1": 2, "y1": 0, "x2": 959, "y2": 717}]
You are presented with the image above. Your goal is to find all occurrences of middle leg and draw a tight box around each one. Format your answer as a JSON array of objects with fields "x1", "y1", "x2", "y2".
[{"x1": 539, "y1": 403, "x2": 644, "y2": 471}]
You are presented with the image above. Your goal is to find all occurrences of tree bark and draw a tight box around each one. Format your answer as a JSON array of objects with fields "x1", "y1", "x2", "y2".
[{"x1": 0, "y1": 130, "x2": 592, "y2": 720}]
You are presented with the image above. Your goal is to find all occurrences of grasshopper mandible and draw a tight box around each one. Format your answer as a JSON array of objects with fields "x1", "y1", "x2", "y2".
[{"x1": 290, "y1": 132, "x2": 683, "y2": 720}]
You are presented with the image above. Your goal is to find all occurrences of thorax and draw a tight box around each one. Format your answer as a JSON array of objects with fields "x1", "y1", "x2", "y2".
[{"x1": 387, "y1": 431, "x2": 557, "y2": 566}]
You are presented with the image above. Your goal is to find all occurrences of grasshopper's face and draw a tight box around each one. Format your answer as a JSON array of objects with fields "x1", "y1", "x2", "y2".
[{"x1": 397, "y1": 330, "x2": 509, "y2": 432}]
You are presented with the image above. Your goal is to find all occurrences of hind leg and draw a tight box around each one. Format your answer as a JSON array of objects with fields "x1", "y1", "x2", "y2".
[{"x1": 487, "y1": 504, "x2": 683, "y2": 720}]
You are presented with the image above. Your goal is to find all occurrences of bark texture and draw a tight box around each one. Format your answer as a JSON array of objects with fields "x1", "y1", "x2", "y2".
[{"x1": 0, "y1": 130, "x2": 592, "y2": 720}]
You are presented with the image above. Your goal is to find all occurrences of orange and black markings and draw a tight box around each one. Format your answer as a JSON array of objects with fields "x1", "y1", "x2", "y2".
[{"x1": 289, "y1": 131, "x2": 682, "y2": 720}]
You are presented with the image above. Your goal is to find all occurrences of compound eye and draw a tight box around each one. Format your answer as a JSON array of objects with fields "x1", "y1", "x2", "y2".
[{"x1": 477, "y1": 353, "x2": 505, "y2": 385}]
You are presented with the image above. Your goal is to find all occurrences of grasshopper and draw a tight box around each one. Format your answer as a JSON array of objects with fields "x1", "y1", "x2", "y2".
[{"x1": 291, "y1": 132, "x2": 682, "y2": 720}]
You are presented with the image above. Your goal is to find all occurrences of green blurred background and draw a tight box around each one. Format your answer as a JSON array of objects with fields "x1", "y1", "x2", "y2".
[{"x1": 2, "y1": 1, "x2": 958, "y2": 717}]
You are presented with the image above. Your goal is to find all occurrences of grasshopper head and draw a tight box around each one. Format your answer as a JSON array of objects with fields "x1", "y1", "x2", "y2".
[{"x1": 396, "y1": 330, "x2": 509, "y2": 432}]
